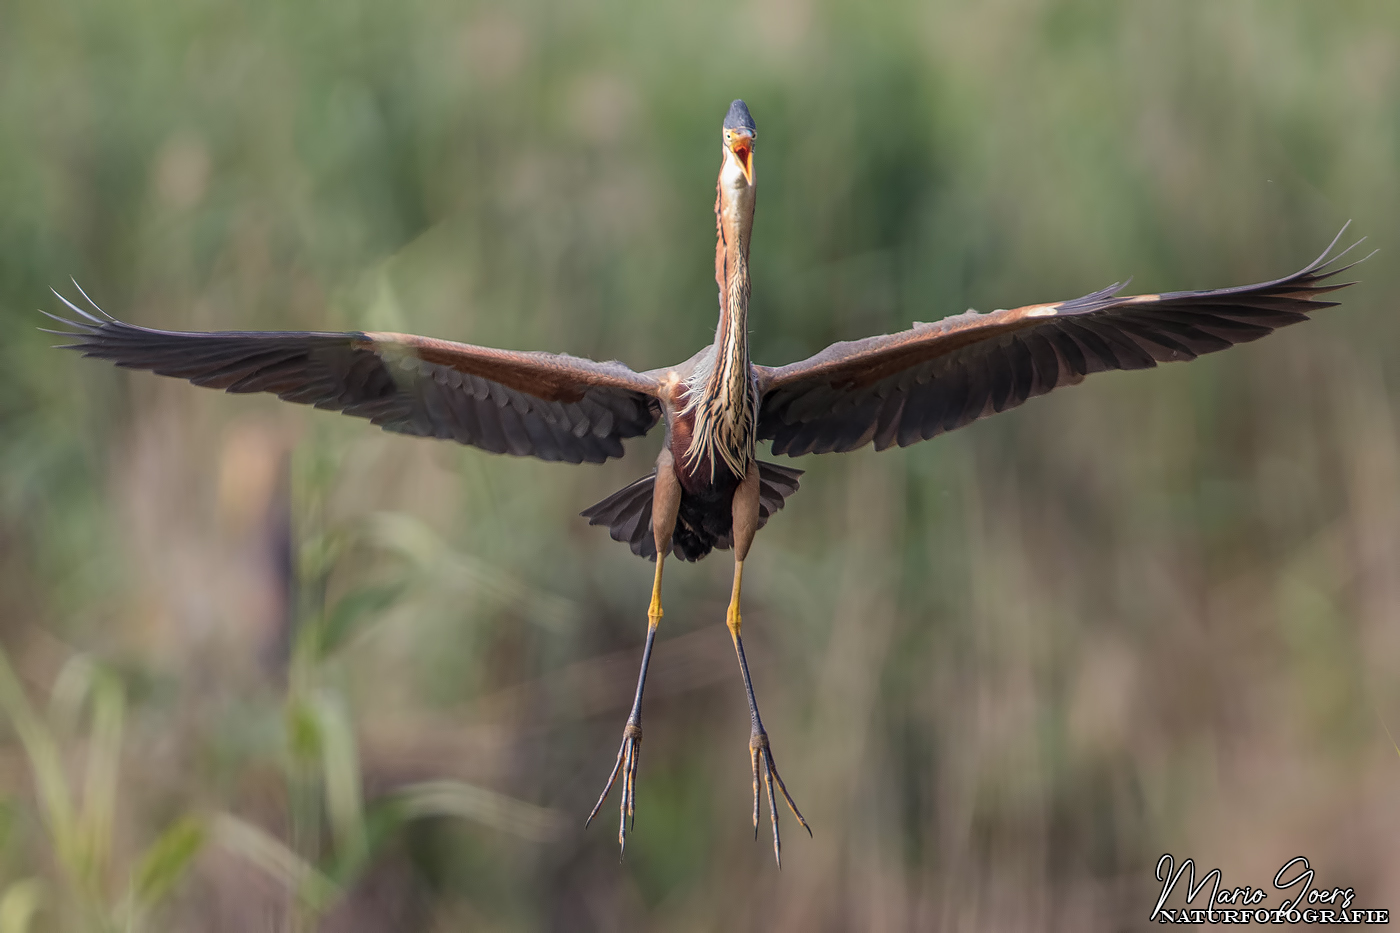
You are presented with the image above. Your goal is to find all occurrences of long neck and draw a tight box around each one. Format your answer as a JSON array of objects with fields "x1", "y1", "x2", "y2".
[
  {"x1": 681, "y1": 174, "x2": 756, "y2": 480},
  {"x1": 708, "y1": 179, "x2": 754, "y2": 412}
]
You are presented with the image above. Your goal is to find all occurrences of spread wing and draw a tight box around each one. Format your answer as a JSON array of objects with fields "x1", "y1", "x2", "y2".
[
  {"x1": 45, "y1": 290, "x2": 661, "y2": 464},
  {"x1": 756, "y1": 229, "x2": 1366, "y2": 457}
]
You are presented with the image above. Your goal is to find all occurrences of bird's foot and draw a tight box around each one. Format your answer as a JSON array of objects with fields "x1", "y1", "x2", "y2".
[
  {"x1": 749, "y1": 729, "x2": 810, "y2": 867},
  {"x1": 587, "y1": 721, "x2": 643, "y2": 858}
]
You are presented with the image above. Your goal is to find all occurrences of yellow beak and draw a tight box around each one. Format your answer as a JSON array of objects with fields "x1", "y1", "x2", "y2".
[{"x1": 730, "y1": 135, "x2": 754, "y2": 185}]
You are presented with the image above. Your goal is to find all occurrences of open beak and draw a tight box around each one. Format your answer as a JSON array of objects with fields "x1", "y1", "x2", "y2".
[{"x1": 729, "y1": 134, "x2": 754, "y2": 185}]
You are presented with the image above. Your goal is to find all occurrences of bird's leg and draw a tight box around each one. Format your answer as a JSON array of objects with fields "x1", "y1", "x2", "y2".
[
  {"x1": 587, "y1": 453, "x2": 681, "y2": 858},
  {"x1": 728, "y1": 562, "x2": 811, "y2": 866},
  {"x1": 727, "y1": 462, "x2": 810, "y2": 867},
  {"x1": 586, "y1": 557, "x2": 663, "y2": 851}
]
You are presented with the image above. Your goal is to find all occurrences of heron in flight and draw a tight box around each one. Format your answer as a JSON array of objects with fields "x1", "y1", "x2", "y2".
[{"x1": 46, "y1": 99, "x2": 1362, "y2": 865}]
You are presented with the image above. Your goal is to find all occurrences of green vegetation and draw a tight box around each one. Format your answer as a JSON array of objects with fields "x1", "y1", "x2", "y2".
[{"x1": 1, "y1": 0, "x2": 1398, "y2": 927}]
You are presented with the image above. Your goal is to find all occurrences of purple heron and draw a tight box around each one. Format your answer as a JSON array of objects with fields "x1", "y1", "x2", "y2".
[{"x1": 46, "y1": 99, "x2": 1364, "y2": 865}]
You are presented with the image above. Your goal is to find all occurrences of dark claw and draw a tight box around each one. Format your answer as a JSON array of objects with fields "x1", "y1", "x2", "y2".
[
  {"x1": 749, "y1": 730, "x2": 811, "y2": 867},
  {"x1": 587, "y1": 722, "x2": 643, "y2": 858}
]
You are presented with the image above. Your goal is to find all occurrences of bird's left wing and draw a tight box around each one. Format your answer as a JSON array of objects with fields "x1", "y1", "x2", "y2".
[
  {"x1": 46, "y1": 293, "x2": 661, "y2": 464},
  {"x1": 755, "y1": 231, "x2": 1365, "y2": 457}
]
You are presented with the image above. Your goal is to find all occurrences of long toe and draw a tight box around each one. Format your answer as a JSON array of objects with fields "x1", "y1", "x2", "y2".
[
  {"x1": 750, "y1": 744, "x2": 762, "y2": 837},
  {"x1": 762, "y1": 751, "x2": 782, "y2": 867},
  {"x1": 746, "y1": 732, "x2": 812, "y2": 867},
  {"x1": 587, "y1": 744, "x2": 626, "y2": 829},
  {"x1": 765, "y1": 752, "x2": 812, "y2": 838},
  {"x1": 588, "y1": 727, "x2": 644, "y2": 860}
]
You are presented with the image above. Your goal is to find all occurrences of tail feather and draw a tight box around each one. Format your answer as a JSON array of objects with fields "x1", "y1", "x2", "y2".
[
  {"x1": 757, "y1": 461, "x2": 803, "y2": 515},
  {"x1": 581, "y1": 460, "x2": 804, "y2": 562},
  {"x1": 580, "y1": 474, "x2": 656, "y2": 558}
]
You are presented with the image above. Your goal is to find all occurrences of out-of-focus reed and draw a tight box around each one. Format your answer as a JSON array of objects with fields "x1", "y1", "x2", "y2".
[{"x1": 1, "y1": 0, "x2": 1398, "y2": 928}]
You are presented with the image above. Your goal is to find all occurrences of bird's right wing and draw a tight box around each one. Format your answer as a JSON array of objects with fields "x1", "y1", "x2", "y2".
[
  {"x1": 46, "y1": 291, "x2": 662, "y2": 464},
  {"x1": 755, "y1": 230, "x2": 1365, "y2": 456}
]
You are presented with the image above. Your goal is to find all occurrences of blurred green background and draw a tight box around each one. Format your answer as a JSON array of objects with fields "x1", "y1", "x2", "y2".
[{"x1": 2, "y1": 0, "x2": 1399, "y2": 928}]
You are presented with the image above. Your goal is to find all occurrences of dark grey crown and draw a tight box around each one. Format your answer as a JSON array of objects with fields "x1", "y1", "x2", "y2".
[{"x1": 723, "y1": 99, "x2": 756, "y2": 133}]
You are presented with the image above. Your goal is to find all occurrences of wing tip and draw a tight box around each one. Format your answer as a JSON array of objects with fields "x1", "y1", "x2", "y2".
[
  {"x1": 1306, "y1": 223, "x2": 1373, "y2": 278},
  {"x1": 69, "y1": 278, "x2": 116, "y2": 321}
]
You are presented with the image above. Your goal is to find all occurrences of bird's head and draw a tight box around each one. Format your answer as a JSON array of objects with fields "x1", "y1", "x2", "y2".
[{"x1": 722, "y1": 99, "x2": 756, "y2": 187}]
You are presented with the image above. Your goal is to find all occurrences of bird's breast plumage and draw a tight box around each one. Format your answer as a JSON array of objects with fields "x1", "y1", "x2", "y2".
[{"x1": 669, "y1": 376, "x2": 752, "y2": 496}]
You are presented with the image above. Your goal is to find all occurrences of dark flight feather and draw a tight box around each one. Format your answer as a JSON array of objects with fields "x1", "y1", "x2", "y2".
[
  {"x1": 45, "y1": 291, "x2": 661, "y2": 464},
  {"x1": 756, "y1": 229, "x2": 1367, "y2": 457}
]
